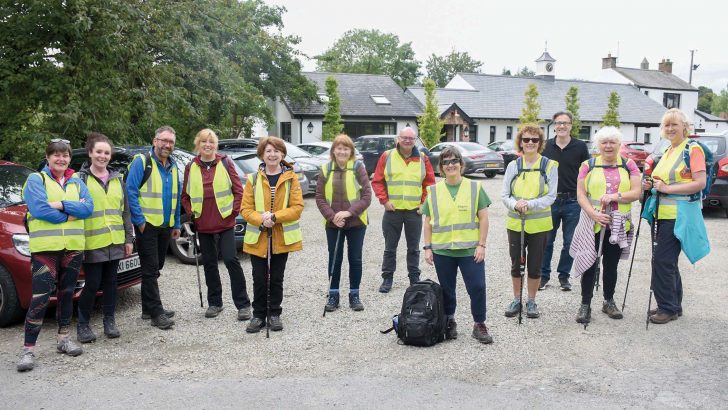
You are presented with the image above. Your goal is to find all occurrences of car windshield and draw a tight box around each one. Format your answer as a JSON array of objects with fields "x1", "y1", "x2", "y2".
[
  {"x1": 460, "y1": 142, "x2": 491, "y2": 152},
  {"x1": 285, "y1": 143, "x2": 313, "y2": 159},
  {"x1": 625, "y1": 143, "x2": 648, "y2": 151},
  {"x1": 696, "y1": 136, "x2": 725, "y2": 155},
  {"x1": 0, "y1": 164, "x2": 34, "y2": 207},
  {"x1": 233, "y1": 155, "x2": 261, "y2": 175},
  {"x1": 302, "y1": 145, "x2": 329, "y2": 156}
]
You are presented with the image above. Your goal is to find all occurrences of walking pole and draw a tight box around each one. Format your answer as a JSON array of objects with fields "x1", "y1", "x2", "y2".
[
  {"x1": 193, "y1": 228, "x2": 203, "y2": 308},
  {"x1": 518, "y1": 211, "x2": 526, "y2": 325},
  {"x1": 266, "y1": 227, "x2": 272, "y2": 338},
  {"x1": 621, "y1": 189, "x2": 649, "y2": 311},
  {"x1": 586, "y1": 207, "x2": 607, "y2": 330},
  {"x1": 323, "y1": 229, "x2": 342, "y2": 317},
  {"x1": 646, "y1": 190, "x2": 660, "y2": 331}
]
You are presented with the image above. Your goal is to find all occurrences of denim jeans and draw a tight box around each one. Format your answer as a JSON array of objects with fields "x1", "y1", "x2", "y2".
[
  {"x1": 433, "y1": 253, "x2": 486, "y2": 323},
  {"x1": 326, "y1": 226, "x2": 366, "y2": 291},
  {"x1": 541, "y1": 198, "x2": 580, "y2": 280}
]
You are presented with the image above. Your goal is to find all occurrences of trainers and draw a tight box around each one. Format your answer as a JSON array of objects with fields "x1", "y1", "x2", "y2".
[
  {"x1": 649, "y1": 308, "x2": 683, "y2": 317},
  {"x1": 103, "y1": 317, "x2": 121, "y2": 338},
  {"x1": 269, "y1": 315, "x2": 283, "y2": 331},
  {"x1": 526, "y1": 300, "x2": 540, "y2": 318},
  {"x1": 602, "y1": 299, "x2": 623, "y2": 319},
  {"x1": 408, "y1": 274, "x2": 421, "y2": 285},
  {"x1": 205, "y1": 305, "x2": 224, "y2": 318},
  {"x1": 378, "y1": 278, "x2": 393, "y2": 293},
  {"x1": 16, "y1": 348, "x2": 35, "y2": 372},
  {"x1": 246, "y1": 317, "x2": 265, "y2": 333},
  {"x1": 446, "y1": 318, "x2": 458, "y2": 340},
  {"x1": 76, "y1": 324, "x2": 97, "y2": 343},
  {"x1": 650, "y1": 310, "x2": 678, "y2": 324},
  {"x1": 57, "y1": 336, "x2": 83, "y2": 356},
  {"x1": 559, "y1": 278, "x2": 572, "y2": 291},
  {"x1": 237, "y1": 306, "x2": 252, "y2": 321},
  {"x1": 142, "y1": 309, "x2": 175, "y2": 320},
  {"x1": 150, "y1": 314, "x2": 174, "y2": 329},
  {"x1": 472, "y1": 323, "x2": 493, "y2": 344},
  {"x1": 576, "y1": 304, "x2": 592, "y2": 324},
  {"x1": 504, "y1": 300, "x2": 522, "y2": 318},
  {"x1": 325, "y1": 293, "x2": 340, "y2": 312},
  {"x1": 349, "y1": 293, "x2": 364, "y2": 311},
  {"x1": 538, "y1": 277, "x2": 548, "y2": 290}
]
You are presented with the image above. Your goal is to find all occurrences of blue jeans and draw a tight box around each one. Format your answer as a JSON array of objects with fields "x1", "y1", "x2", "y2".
[
  {"x1": 326, "y1": 226, "x2": 366, "y2": 290},
  {"x1": 541, "y1": 198, "x2": 580, "y2": 281},
  {"x1": 433, "y1": 253, "x2": 486, "y2": 323}
]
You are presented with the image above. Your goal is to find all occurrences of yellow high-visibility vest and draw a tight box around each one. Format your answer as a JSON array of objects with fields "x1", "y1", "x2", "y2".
[
  {"x1": 84, "y1": 175, "x2": 125, "y2": 250},
  {"x1": 384, "y1": 149, "x2": 424, "y2": 210},
  {"x1": 243, "y1": 173, "x2": 302, "y2": 245},
  {"x1": 136, "y1": 154, "x2": 178, "y2": 227},
  {"x1": 24, "y1": 173, "x2": 85, "y2": 252},
  {"x1": 651, "y1": 138, "x2": 704, "y2": 219},
  {"x1": 322, "y1": 160, "x2": 368, "y2": 225},
  {"x1": 187, "y1": 160, "x2": 234, "y2": 219},
  {"x1": 427, "y1": 179, "x2": 480, "y2": 250},
  {"x1": 506, "y1": 155, "x2": 555, "y2": 234},
  {"x1": 583, "y1": 157, "x2": 633, "y2": 232}
]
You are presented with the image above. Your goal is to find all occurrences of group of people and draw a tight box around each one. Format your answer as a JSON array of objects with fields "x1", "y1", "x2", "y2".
[{"x1": 17, "y1": 107, "x2": 710, "y2": 372}]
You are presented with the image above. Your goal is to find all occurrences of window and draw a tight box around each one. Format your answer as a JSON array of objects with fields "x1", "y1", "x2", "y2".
[
  {"x1": 469, "y1": 125, "x2": 478, "y2": 143},
  {"x1": 663, "y1": 93, "x2": 681, "y2": 109},
  {"x1": 280, "y1": 122, "x2": 291, "y2": 142},
  {"x1": 506, "y1": 126, "x2": 513, "y2": 140},
  {"x1": 489, "y1": 126, "x2": 496, "y2": 143},
  {"x1": 370, "y1": 95, "x2": 391, "y2": 105},
  {"x1": 644, "y1": 133, "x2": 651, "y2": 144},
  {"x1": 578, "y1": 126, "x2": 591, "y2": 140},
  {"x1": 344, "y1": 122, "x2": 396, "y2": 139},
  {"x1": 644, "y1": 90, "x2": 649, "y2": 96}
]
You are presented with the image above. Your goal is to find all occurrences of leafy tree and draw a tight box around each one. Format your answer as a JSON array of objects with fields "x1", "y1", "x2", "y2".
[
  {"x1": 516, "y1": 67, "x2": 536, "y2": 77},
  {"x1": 697, "y1": 86, "x2": 715, "y2": 113},
  {"x1": 519, "y1": 84, "x2": 542, "y2": 127},
  {"x1": 602, "y1": 91, "x2": 621, "y2": 127},
  {"x1": 315, "y1": 29, "x2": 421, "y2": 87},
  {"x1": 711, "y1": 86, "x2": 728, "y2": 116},
  {"x1": 501, "y1": 68, "x2": 512, "y2": 76},
  {"x1": 425, "y1": 51, "x2": 483, "y2": 87},
  {"x1": 565, "y1": 86, "x2": 582, "y2": 138},
  {"x1": 417, "y1": 79, "x2": 444, "y2": 148},
  {"x1": 321, "y1": 76, "x2": 343, "y2": 141}
]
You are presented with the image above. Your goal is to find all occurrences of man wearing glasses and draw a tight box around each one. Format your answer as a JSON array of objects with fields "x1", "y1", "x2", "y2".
[
  {"x1": 127, "y1": 126, "x2": 181, "y2": 329},
  {"x1": 540, "y1": 111, "x2": 590, "y2": 291},
  {"x1": 371, "y1": 127, "x2": 436, "y2": 293}
]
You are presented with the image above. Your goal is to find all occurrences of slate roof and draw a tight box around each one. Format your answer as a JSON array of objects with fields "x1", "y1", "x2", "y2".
[
  {"x1": 695, "y1": 109, "x2": 728, "y2": 122},
  {"x1": 406, "y1": 73, "x2": 668, "y2": 125},
  {"x1": 612, "y1": 67, "x2": 696, "y2": 91},
  {"x1": 535, "y1": 51, "x2": 556, "y2": 62},
  {"x1": 285, "y1": 72, "x2": 422, "y2": 118}
]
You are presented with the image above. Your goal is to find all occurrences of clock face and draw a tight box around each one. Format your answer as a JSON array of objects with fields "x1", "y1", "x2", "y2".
[{"x1": 546, "y1": 63, "x2": 553, "y2": 72}]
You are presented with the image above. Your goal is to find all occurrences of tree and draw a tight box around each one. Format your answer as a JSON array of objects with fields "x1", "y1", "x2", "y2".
[
  {"x1": 697, "y1": 86, "x2": 715, "y2": 113},
  {"x1": 321, "y1": 76, "x2": 343, "y2": 141},
  {"x1": 425, "y1": 51, "x2": 483, "y2": 88},
  {"x1": 516, "y1": 67, "x2": 536, "y2": 77},
  {"x1": 711, "y1": 86, "x2": 728, "y2": 116},
  {"x1": 417, "y1": 79, "x2": 444, "y2": 148},
  {"x1": 501, "y1": 68, "x2": 512, "y2": 76},
  {"x1": 565, "y1": 86, "x2": 582, "y2": 138},
  {"x1": 315, "y1": 29, "x2": 421, "y2": 87},
  {"x1": 602, "y1": 91, "x2": 621, "y2": 127},
  {"x1": 519, "y1": 84, "x2": 542, "y2": 127}
]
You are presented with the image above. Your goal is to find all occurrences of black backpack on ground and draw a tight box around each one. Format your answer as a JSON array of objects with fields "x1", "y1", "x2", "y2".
[{"x1": 381, "y1": 279, "x2": 447, "y2": 347}]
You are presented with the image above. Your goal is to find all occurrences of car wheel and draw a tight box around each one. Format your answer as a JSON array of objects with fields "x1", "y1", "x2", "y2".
[
  {"x1": 484, "y1": 171, "x2": 497, "y2": 178},
  {"x1": 169, "y1": 215, "x2": 201, "y2": 265},
  {"x1": 0, "y1": 265, "x2": 24, "y2": 327}
]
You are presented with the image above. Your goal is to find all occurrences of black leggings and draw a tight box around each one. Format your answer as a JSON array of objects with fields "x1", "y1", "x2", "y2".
[
  {"x1": 78, "y1": 259, "x2": 119, "y2": 324},
  {"x1": 580, "y1": 230, "x2": 622, "y2": 305}
]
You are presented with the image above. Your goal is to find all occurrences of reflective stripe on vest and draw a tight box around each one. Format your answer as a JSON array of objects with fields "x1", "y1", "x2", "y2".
[
  {"x1": 384, "y1": 149, "x2": 424, "y2": 210},
  {"x1": 584, "y1": 157, "x2": 633, "y2": 233},
  {"x1": 243, "y1": 172, "x2": 302, "y2": 246},
  {"x1": 137, "y1": 154, "x2": 178, "y2": 227},
  {"x1": 506, "y1": 155, "x2": 554, "y2": 233},
  {"x1": 323, "y1": 160, "x2": 368, "y2": 225},
  {"x1": 651, "y1": 139, "x2": 699, "y2": 219},
  {"x1": 427, "y1": 180, "x2": 480, "y2": 250},
  {"x1": 187, "y1": 161, "x2": 234, "y2": 219},
  {"x1": 84, "y1": 176, "x2": 125, "y2": 250},
  {"x1": 24, "y1": 173, "x2": 86, "y2": 252}
]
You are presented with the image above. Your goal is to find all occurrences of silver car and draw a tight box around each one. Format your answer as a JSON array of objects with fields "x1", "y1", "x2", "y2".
[
  {"x1": 297, "y1": 141, "x2": 364, "y2": 162},
  {"x1": 428, "y1": 142, "x2": 504, "y2": 178}
]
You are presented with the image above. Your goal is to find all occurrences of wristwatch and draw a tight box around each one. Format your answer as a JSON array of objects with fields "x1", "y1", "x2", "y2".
[
  {"x1": 617, "y1": 192, "x2": 622, "y2": 202},
  {"x1": 423, "y1": 244, "x2": 432, "y2": 250}
]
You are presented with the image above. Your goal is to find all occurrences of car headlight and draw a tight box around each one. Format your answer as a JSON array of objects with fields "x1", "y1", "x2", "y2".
[
  {"x1": 299, "y1": 163, "x2": 318, "y2": 172},
  {"x1": 12, "y1": 233, "x2": 31, "y2": 257}
]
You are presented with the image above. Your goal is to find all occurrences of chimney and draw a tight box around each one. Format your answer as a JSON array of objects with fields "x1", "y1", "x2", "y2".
[
  {"x1": 658, "y1": 58, "x2": 673, "y2": 74},
  {"x1": 640, "y1": 57, "x2": 649, "y2": 70},
  {"x1": 602, "y1": 53, "x2": 617, "y2": 69}
]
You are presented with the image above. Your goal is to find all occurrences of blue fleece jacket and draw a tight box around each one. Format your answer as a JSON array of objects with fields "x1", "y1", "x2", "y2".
[
  {"x1": 23, "y1": 167, "x2": 93, "y2": 223},
  {"x1": 126, "y1": 149, "x2": 181, "y2": 229}
]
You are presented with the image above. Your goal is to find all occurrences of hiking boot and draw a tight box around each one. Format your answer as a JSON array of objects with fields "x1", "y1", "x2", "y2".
[
  {"x1": 526, "y1": 300, "x2": 540, "y2": 318},
  {"x1": 649, "y1": 308, "x2": 683, "y2": 317},
  {"x1": 576, "y1": 304, "x2": 592, "y2": 324},
  {"x1": 269, "y1": 315, "x2": 283, "y2": 331},
  {"x1": 246, "y1": 317, "x2": 265, "y2": 333},
  {"x1": 349, "y1": 293, "x2": 364, "y2": 311},
  {"x1": 472, "y1": 323, "x2": 493, "y2": 344},
  {"x1": 142, "y1": 309, "x2": 175, "y2": 320},
  {"x1": 57, "y1": 336, "x2": 83, "y2": 356},
  {"x1": 325, "y1": 293, "x2": 340, "y2": 312},
  {"x1": 237, "y1": 306, "x2": 252, "y2": 321},
  {"x1": 205, "y1": 305, "x2": 224, "y2": 318},
  {"x1": 602, "y1": 299, "x2": 623, "y2": 319},
  {"x1": 650, "y1": 310, "x2": 678, "y2": 324},
  {"x1": 103, "y1": 317, "x2": 121, "y2": 338},
  {"x1": 150, "y1": 314, "x2": 175, "y2": 330},
  {"x1": 559, "y1": 278, "x2": 572, "y2": 291},
  {"x1": 408, "y1": 274, "x2": 421, "y2": 285},
  {"x1": 76, "y1": 324, "x2": 97, "y2": 344},
  {"x1": 538, "y1": 277, "x2": 548, "y2": 290},
  {"x1": 378, "y1": 278, "x2": 393, "y2": 293},
  {"x1": 504, "y1": 300, "x2": 522, "y2": 318},
  {"x1": 446, "y1": 318, "x2": 458, "y2": 340},
  {"x1": 16, "y1": 348, "x2": 35, "y2": 372}
]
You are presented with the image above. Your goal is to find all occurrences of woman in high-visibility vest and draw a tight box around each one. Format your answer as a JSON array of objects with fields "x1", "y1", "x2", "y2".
[
  {"x1": 76, "y1": 133, "x2": 134, "y2": 343},
  {"x1": 423, "y1": 146, "x2": 493, "y2": 344},
  {"x1": 642, "y1": 108, "x2": 709, "y2": 324},
  {"x1": 315, "y1": 134, "x2": 372, "y2": 312},
  {"x1": 500, "y1": 124, "x2": 558, "y2": 320},
  {"x1": 241, "y1": 136, "x2": 303, "y2": 333},
  {"x1": 17, "y1": 139, "x2": 93, "y2": 372},
  {"x1": 571, "y1": 127, "x2": 641, "y2": 325},
  {"x1": 182, "y1": 129, "x2": 250, "y2": 321}
]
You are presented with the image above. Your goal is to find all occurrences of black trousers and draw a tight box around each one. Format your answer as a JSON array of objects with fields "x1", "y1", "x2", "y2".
[
  {"x1": 250, "y1": 252, "x2": 289, "y2": 319},
  {"x1": 135, "y1": 224, "x2": 171, "y2": 317},
  {"x1": 652, "y1": 219, "x2": 683, "y2": 315},
  {"x1": 507, "y1": 229, "x2": 548, "y2": 279},
  {"x1": 78, "y1": 259, "x2": 119, "y2": 324},
  {"x1": 580, "y1": 230, "x2": 622, "y2": 305},
  {"x1": 198, "y1": 228, "x2": 250, "y2": 309}
]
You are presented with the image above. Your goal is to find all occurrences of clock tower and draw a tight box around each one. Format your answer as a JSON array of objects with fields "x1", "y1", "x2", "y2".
[{"x1": 535, "y1": 48, "x2": 556, "y2": 80}]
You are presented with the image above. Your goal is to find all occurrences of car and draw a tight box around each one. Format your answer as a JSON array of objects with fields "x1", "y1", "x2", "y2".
[
  {"x1": 297, "y1": 141, "x2": 364, "y2": 162},
  {"x1": 353, "y1": 135, "x2": 431, "y2": 175},
  {"x1": 620, "y1": 141, "x2": 651, "y2": 170},
  {"x1": 0, "y1": 160, "x2": 142, "y2": 327},
  {"x1": 225, "y1": 151, "x2": 310, "y2": 196},
  {"x1": 643, "y1": 138, "x2": 674, "y2": 177},
  {"x1": 487, "y1": 140, "x2": 518, "y2": 173},
  {"x1": 428, "y1": 142, "x2": 504, "y2": 178}
]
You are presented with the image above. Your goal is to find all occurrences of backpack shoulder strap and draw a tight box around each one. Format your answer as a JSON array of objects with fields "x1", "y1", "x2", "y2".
[
  {"x1": 587, "y1": 157, "x2": 596, "y2": 172},
  {"x1": 539, "y1": 156, "x2": 549, "y2": 184}
]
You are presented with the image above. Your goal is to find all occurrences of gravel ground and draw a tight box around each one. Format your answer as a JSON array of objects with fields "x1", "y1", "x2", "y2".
[{"x1": 1, "y1": 175, "x2": 727, "y2": 408}]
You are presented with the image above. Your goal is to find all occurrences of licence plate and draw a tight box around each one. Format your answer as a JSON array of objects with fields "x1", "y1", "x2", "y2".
[
  {"x1": 486, "y1": 163, "x2": 498, "y2": 168},
  {"x1": 118, "y1": 255, "x2": 140, "y2": 273}
]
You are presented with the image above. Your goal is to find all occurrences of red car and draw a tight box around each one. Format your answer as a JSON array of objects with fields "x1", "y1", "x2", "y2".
[
  {"x1": 620, "y1": 141, "x2": 650, "y2": 169},
  {"x1": 0, "y1": 161, "x2": 141, "y2": 327}
]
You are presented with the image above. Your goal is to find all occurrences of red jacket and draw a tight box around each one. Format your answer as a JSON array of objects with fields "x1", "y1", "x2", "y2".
[
  {"x1": 371, "y1": 145, "x2": 436, "y2": 206},
  {"x1": 182, "y1": 154, "x2": 243, "y2": 234}
]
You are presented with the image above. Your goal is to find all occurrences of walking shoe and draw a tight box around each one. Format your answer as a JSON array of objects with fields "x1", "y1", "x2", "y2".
[
  {"x1": 269, "y1": 315, "x2": 283, "y2": 331},
  {"x1": 237, "y1": 306, "x2": 252, "y2": 321},
  {"x1": 408, "y1": 274, "x2": 421, "y2": 285},
  {"x1": 526, "y1": 300, "x2": 540, "y2": 318},
  {"x1": 649, "y1": 308, "x2": 683, "y2": 317},
  {"x1": 76, "y1": 324, "x2": 97, "y2": 343},
  {"x1": 602, "y1": 299, "x2": 623, "y2": 319},
  {"x1": 504, "y1": 300, "x2": 522, "y2": 318},
  {"x1": 57, "y1": 336, "x2": 83, "y2": 356},
  {"x1": 650, "y1": 310, "x2": 678, "y2": 324},
  {"x1": 472, "y1": 323, "x2": 493, "y2": 344},
  {"x1": 150, "y1": 314, "x2": 175, "y2": 329},
  {"x1": 16, "y1": 348, "x2": 35, "y2": 372},
  {"x1": 325, "y1": 293, "x2": 340, "y2": 312},
  {"x1": 142, "y1": 309, "x2": 175, "y2": 320},
  {"x1": 245, "y1": 317, "x2": 265, "y2": 333},
  {"x1": 103, "y1": 317, "x2": 121, "y2": 338},
  {"x1": 349, "y1": 293, "x2": 364, "y2": 311},
  {"x1": 205, "y1": 305, "x2": 224, "y2": 318},
  {"x1": 446, "y1": 318, "x2": 458, "y2": 340},
  {"x1": 576, "y1": 304, "x2": 591, "y2": 324},
  {"x1": 378, "y1": 278, "x2": 393, "y2": 293},
  {"x1": 538, "y1": 277, "x2": 548, "y2": 290},
  {"x1": 559, "y1": 278, "x2": 572, "y2": 291}
]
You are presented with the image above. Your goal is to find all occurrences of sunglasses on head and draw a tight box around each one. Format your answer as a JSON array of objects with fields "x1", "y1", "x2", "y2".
[
  {"x1": 441, "y1": 158, "x2": 460, "y2": 166},
  {"x1": 521, "y1": 137, "x2": 541, "y2": 144},
  {"x1": 50, "y1": 138, "x2": 70, "y2": 145}
]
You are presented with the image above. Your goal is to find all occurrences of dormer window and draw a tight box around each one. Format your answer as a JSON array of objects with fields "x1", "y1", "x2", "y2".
[
  {"x1": 318, "y1": 93, "x2": 329, "y2": 103},
  {"x1": 371, "y1": 95, "x2": 390, "y2": 105}
]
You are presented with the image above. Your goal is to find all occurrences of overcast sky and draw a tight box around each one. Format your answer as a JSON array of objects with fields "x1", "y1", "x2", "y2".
[{"x1": 267, "y1": 0, "x2": 727, "y2": 92}]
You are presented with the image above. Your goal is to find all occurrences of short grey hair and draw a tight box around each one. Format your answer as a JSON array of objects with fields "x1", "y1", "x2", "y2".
[
  {"x1": 155, "y1": 125, "x2": 176, "y2": 139},
  {"x1": 593, "y1": 126, "x2": 622, "y2": 146}
]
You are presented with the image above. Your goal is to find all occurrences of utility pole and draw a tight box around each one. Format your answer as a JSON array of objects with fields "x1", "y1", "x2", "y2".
[{"x1": 689, "y1": 49, "x2": 697, "y2": 84}]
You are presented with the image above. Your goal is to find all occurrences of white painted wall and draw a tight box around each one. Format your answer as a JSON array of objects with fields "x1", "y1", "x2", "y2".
[
  {"x1": 397, "y1": 120, "x2": 418, "y2": 134},
  {"x1": 695, "y1": 117, "x2": 728, "y2": 133},
  {"x1": 444, "y1": 75, "x2": 476, "y2": 90},
  {"x1": 639, "y1": 88, "x2": 698, "y2": 123},
  {"x1": 300, "y1": 119, "x2": 323, "y2": 143}
]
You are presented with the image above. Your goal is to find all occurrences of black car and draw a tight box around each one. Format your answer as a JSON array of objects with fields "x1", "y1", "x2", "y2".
[
  {"x1": 487, "y1": 140, "x2": 518, "y2": 173},
  {"x1": 353, "y1": 135, "x2": 431, "y2": 175}
]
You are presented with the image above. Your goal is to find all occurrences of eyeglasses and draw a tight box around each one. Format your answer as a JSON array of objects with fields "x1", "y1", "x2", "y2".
[
  {"x1": 50, "y1": 138, "x2": 70, "y2": 145},
  {"x1": 155, "y1": 137, "x2": 176, "y2": 146},
  {"x1": 554, "y1": 121, "x2": 572, "y2": 127},
  {"x1": 441, "y1": 159, "x2": 460, "y2": 166},
  {"x1": 521, "y1": 137, "x2": 541, "y2": 144}
]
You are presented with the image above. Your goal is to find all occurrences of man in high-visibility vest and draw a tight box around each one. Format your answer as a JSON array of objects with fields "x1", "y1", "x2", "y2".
[
  {"x1": 371, "y1": 127, "x2": 436, "y2": 293},
  {"x1": 127, "y1": 126, "x2": 181, "y2": 330}
]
